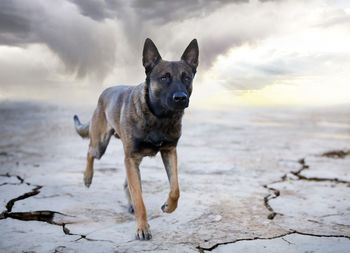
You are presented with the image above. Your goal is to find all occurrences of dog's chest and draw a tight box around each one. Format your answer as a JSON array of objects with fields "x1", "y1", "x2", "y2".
[{"x1": 132, "y1": 129, "x2": 179, "y2": 156}]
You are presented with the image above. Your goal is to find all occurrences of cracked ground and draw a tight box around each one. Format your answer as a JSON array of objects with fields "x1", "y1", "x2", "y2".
[{"x1": 0, "y1": 101, "x2": 349, "y2": 253}]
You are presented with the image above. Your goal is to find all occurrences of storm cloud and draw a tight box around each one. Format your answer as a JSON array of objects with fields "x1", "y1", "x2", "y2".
[
  {"x1": 0, "y1": 0, "x2": 281, "y2": 82},
  {"x1": 0, "y1": 0, "x2": 119, "y2": 80},
  {"x1": 1, "y1": 0, "x2": 350, "y2": 105}
]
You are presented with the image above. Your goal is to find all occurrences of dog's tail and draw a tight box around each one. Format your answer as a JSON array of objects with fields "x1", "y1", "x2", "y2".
[{"x1": 73, "y1": 115, "x2": 90, "y2": 138}]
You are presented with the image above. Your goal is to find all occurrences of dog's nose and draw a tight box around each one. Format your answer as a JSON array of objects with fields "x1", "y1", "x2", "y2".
[{"x1": 173, "y1": 92, "x2": 187, "y2": 103}]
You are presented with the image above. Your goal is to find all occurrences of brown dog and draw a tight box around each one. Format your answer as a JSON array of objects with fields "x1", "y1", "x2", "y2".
[{"x1": 73, "y1": 38, "x2": 198, "y2": 240}]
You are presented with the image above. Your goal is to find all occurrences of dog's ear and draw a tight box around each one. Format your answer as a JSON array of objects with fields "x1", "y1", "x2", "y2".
[
  {"x1": 143, "y1": 38, "x2": 162, "y2": 75},
  {"x1": 181, "y1": 39, "x2": 199, "y2": 74}
]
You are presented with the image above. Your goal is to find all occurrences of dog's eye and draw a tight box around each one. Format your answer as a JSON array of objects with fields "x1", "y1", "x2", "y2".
[
  {"x1": 160, "y1": 73, "x2": 170, "y2": 83},
  {"x1": 182, "y1": 73, "x2": 192, "y2": 83}
]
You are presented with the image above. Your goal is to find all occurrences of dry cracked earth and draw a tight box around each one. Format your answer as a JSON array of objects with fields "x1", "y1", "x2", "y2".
[{"x1": 0, "y1": 101, "x2": 349, "y2": 253}]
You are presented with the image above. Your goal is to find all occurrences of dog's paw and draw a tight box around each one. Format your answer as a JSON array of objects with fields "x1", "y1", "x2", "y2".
[
  {"x1": 83, "y1": 177, "x2": 92, "y2": 188},
  {"x1": 161, "y1": 202, "x2": 167, "y2": 212},
  {"x1": 128, "y1": 204, "x2": 134, "y2": 214},
  {"x1": 161, "y1": 200, "x2": 177, "y2": 213},
  {"x1": 83, "y1": 175, "x2": 92, "y2": 188},
  {"x1": 135, "y1": 223, "x2": 152, "y2": 240},
  {"x1": 83, "y1": 170, "x2": 93, "y2": 188}
]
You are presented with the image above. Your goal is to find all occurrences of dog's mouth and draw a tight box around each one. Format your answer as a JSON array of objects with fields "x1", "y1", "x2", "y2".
[
  {"x1": 175, "y1": 102, "x2": 189, "y2": 110},
  {"x1": 169, "y1": 100, "x2": 189, "y2": 111}
]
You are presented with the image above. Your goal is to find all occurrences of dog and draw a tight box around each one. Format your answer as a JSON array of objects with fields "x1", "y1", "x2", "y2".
[{"x1": 73, "y1": 38, "x2": 199, "y2": 240}]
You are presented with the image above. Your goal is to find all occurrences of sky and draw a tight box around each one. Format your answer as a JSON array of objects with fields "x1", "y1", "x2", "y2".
[{"x1": 0, "y1": 0, "x2": 350, "y2": 108}]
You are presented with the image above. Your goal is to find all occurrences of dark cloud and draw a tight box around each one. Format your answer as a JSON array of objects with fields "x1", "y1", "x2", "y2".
[
  {"x1": 0, "y1": 0, "x2": 325, "y2": 87},
  {"x1": 0, "y1": 1, "x2": 36, "y2": 44},
  {"x1": 123, "y1": 0, "x2": 250, "y2": 69},
  {"x1": 68, "y1": 0, "x2": 250, "y2": 66},
  {"x1": 69, "y1": 0, "x2": 120, "y2": 21},
  {"x1": 69, "y1": 0, "x2": 248, "y2": 23},
  {"x1": 0, "y1": 0, "x2": 117, "y2": 80},
  {"x1": 130, "y1": 0, "x2": 248, "y2": 25},
  {"x1": 0, "y1": 9, "x2": 29, "y2": 34},
  {"x1": 0, "y1": 0, "x2": 278, "y2": 84}
]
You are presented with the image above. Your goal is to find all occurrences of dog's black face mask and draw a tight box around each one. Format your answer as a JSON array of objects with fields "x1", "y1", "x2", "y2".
[{"x1": 142, "y1": 39, "x2": 199, "y2": 117}]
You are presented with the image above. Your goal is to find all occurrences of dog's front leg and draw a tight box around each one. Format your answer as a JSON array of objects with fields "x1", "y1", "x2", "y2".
[
  {"x1": 124, "y1": 156, "x2": 151, "y2": 240},
  {"x1": 160, "y1": 149, "x2": 180, "y2": 213}
]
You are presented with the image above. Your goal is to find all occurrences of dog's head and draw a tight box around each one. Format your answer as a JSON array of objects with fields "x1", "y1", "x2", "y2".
[{"x1": 142, "y1": 38, "x2": 199, "y2": 117}]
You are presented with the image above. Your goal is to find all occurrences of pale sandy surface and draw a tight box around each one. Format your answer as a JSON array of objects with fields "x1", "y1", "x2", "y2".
[{"x1": 0, "y1": 101, "x2": 349, "y2": 252}]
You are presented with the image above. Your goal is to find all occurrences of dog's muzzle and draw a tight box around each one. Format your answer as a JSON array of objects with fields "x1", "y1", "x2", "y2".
[{"x1": 172, "y1": 91, "x2": 188, "y2": 108}]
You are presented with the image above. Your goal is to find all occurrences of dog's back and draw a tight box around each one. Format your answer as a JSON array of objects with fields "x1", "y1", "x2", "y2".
[{"x1": 74, "y1": 85, "x2": 134, "y2": 139}]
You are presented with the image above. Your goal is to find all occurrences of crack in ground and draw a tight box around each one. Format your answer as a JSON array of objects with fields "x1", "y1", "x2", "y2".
[
  {"x1": 198, "y1": 151, "x2": 350, "y2": 252},
  {"x1": 0, "y1": 173, "x2": 113, "y2": 244},
  {"x1": 3, "y1": 149, "x2": 349, "y2": 249},
  {"x1": 0, "y1": 173, "x2": 25, "y2": 186},
  {"x1": 5, "y1": 185, "x2": 42, "y2": 212},
  {"x1": 0, "y1": 173, "x2": 42, "y2": 218},
  {"x1": 262, "y1": 158, "x2": 308, "y2": 220},
  {"x1": 291, "y1": 172, "x2": 350, "y2": 185},
  {"x1": 320, "y1": 150, "x2": 350, "y2": 159},
  {"x1": 197, "y1": 230, "x2": 350, "y2": 252},
  {"x1": 262, "y1": 185, "x2": 281, "y2": 220},
  {"x1": 263, "y1": 152, "x2": 350, "y2": 220}
]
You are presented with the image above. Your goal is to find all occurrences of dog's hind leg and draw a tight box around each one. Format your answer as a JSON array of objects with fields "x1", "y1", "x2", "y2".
[
  {"x1": 124, "y1": 179, "x2": 134, "y2": 214},
  {"x1": 124, "y1": 169, "x2": 143, "y2": 214},
  {"x1": 160, "y1": 148, "x2": 180, "y2": 213},
  {"x1": 83, "y1": 108, "x2": 113, "y2": 187}
]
